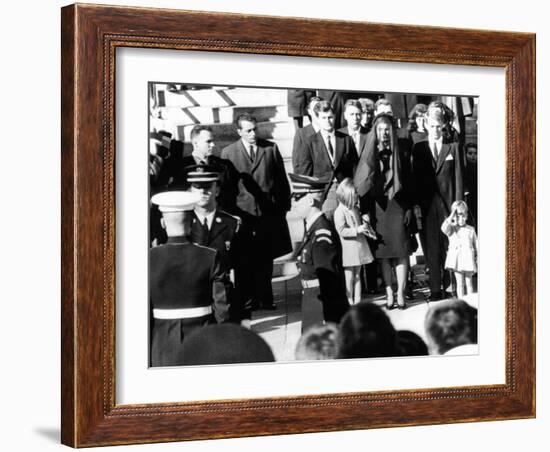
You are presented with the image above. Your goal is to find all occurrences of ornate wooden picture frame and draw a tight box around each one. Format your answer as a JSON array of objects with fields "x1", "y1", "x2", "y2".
[{"x1": 61, "y1": 3, "x2": 535, "y2": 447}]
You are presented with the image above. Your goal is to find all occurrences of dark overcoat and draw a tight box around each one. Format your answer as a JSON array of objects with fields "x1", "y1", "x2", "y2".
[{"x1": 221, "y1": 138, "x2": 292, "y2": 259}]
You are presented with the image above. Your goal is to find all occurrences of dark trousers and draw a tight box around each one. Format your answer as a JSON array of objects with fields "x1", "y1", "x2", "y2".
[
  {"x1": 246, "y1": 220, "x2": 275, "y2": 308},
  {"x1": 420, "y1": 198, "x2": 450, "y2": 294},
  {"x1": 252, "y1": 252, "x2": 274, "y2": 307}
]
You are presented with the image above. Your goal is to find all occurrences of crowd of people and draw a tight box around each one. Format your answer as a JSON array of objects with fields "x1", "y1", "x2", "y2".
[
  {"x1": 148, "y1": 87, "x2": 479, "y2": 367},
  {"x1": 166, "y1": 298, "x2": 478, "y2": 365}
]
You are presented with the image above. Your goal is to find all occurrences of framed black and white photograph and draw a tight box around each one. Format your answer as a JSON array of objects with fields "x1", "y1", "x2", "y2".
[
  {"x1": 146, "y1": 81, "x2": 480, "y2": 369},
  {"x1": 61, "y1": 3, "x2": 535, "y2": 447}
]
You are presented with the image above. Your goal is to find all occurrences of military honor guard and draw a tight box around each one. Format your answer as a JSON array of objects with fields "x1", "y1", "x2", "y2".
[
  {"x1": 290, "y1": 174, "x2": 350, "y2": 331},
  {"x1": 149, "y1": 191, "x2": 231, "y2": 367},
  {"x1": 186, "y1": 164, "x2": 252, "y2": 325}
]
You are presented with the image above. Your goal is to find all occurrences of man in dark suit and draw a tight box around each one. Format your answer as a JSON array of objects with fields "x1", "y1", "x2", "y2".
[
  {"x1": 221, "y1": 113, "x2": 292, "y2": 310},
  {"x1": 170, "y1": 125, "x2": 239, "y2": 214},
  {"x1": 290, "y1": 173, "x2": 349, "y2": 330},
  {"x1": 294, "y1": 100, "x2": 358, "y2": 219},
  {"x1": 149, "y1": 191, "x2": 230, "y2": 367},
  {"x1": 291, "y1": 95, "x2": 323, "y2": 173},
  {"x1": 187, "y1": 165, "x2": 252, "y2": 326},
  {"x1": 412, "y1": 102, "x2": 464, "y2": 301},
  {"x1": 338, "y1": 99, "x2": 369, "y2": 160}
]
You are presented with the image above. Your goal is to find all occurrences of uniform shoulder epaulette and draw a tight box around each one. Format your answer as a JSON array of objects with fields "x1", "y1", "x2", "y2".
[{"x1": 218, "y1": 210, "x2": 241, "y2": 232}]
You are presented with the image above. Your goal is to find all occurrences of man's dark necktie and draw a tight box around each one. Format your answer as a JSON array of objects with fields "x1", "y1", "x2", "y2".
[
  {"x1": 249, "y1": 145, "x2": 256, "y2": 162},
  {"x1": 327, "y1": 137, "x2": 334, "y2": 162},
  {"x1": 200, "y1": 216, "x2": 209, "y2": 244}
]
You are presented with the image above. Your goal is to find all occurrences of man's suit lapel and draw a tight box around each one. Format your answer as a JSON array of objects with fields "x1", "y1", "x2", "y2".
[
  {"x1": 435, "y1": 142, "x2": 452, "y2": 174},
  {"x1": 237, "y1": 140, "x2": 253, "y2": 172},
  {"x1": 333, "y1": 133, "x2": 345, "y2": 168},
  {"x1": 314, "y1": 132, "x2": 333, "y2": 169},
  {"x1": 251, "y1": 144, "x2": 266, "y2": 173}
]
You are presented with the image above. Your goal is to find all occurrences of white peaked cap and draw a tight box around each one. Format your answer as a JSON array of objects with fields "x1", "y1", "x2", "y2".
[{"x1": 150, "y1": 191, "x2": 201, "y2": 213}]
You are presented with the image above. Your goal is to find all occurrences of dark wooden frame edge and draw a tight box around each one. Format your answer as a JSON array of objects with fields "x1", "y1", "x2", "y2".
[{"x1": 61, "y1": 3, "x2": 536, "y2": 447}]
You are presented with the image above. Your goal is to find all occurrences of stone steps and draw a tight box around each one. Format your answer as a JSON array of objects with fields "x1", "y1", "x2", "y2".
[
  {"x1": 157, "y1": 85, "x2": 287, "y2": 108},
  {"x1": 159, "y1": 104, "x2": 290, "y2": 126}
]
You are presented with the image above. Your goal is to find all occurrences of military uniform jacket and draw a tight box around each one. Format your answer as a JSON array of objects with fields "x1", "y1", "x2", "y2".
[
  {"x1": 295, "y1": 214, "x2": 349, "y2": 323},
  {"x1": 149, "y1": 236, "x2": 230, "y2": 322},
  {"x1": 190, "y1": 209, "x2": 241, "y2": 272},
  {"x1": 190, "y1": 209, "x2": 253, "y2": 323},
  {"x1": 149, "y1": 236, "x2": 230, "y2": 366}
]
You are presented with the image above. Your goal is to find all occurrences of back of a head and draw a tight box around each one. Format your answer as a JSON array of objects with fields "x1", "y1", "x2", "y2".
[
  {"x1": 396, "y1": 330, "x2": 428, "y2": 357},
  {"x1": 425, "y1": 299, "x2": 478, "y2": 355},
  {"x1": 180, "y1": 324, "x2": 275, "y2": 365},
  {"x1": 295, "y1": 323, "x2": 339, "y2": 360},
  {"x1": 337, "y1": 302, "x2": 398, "y2": 359}
]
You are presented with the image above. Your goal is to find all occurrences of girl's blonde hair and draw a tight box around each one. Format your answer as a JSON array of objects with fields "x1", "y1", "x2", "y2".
[
  {"x1": 336, "y1": 178, "x2": 358, "y2": 210},
  {"x1": 451, "y1": 200, "x2": 468, "y2": 213}
]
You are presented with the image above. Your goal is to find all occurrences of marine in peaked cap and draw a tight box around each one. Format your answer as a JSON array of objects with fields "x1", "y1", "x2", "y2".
[
  {"x1": 149, "y1": 190, "x2": 230, "y2": 367},
  {"x1": 290, "y1": 174, "x2": 349, "y2": 330}
]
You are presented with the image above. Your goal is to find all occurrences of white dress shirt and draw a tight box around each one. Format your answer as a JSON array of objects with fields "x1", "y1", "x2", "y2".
[
  {"x1": 428, "y1": 136, "x2": 443, "y2": 161},
  {"x1": 241, "y1": 139, "x2": 257, "y2": 160},
  {"x1": 347, "y1": 127, "x2": 361, "y2": 153},
  {"x1": 194, "y1": 210, "x2": 216, "y2": 230}
]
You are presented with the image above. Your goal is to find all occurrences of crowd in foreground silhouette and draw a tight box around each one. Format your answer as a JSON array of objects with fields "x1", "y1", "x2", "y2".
[{"x1": 178, "y1": 298, "x2": 478, "y2": 365}]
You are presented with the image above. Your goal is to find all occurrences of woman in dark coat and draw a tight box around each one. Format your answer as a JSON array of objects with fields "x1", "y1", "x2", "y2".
[{"x1": 354, "y1": 114, "x2": 414, "y2": 309}]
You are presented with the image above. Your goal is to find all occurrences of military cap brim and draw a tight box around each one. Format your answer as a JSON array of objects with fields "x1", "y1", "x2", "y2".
[
  {"x1": 151, "y1": 190, "x2": 201, "y2": 212},
  {"x1": 185, "y1": 164, "x2": 220, "y2": 183},
  {"x1": 289, "y1": 173, "x2": 329, "y2": 194}
]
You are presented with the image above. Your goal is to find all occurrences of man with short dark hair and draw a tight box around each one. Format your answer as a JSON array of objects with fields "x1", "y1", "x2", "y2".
[
  {"x1": 221, "y1": 114, "x2": 292, "y2": 311},
  {"x1": 170, "y1": 125, "x2": 239, "y2": 213},
  {"x1": 339, "y1": 99, "x2": 368, "y2": 159},
  {"x1": 294, "y1": 101, "x2": 358, "y2": 219}
]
